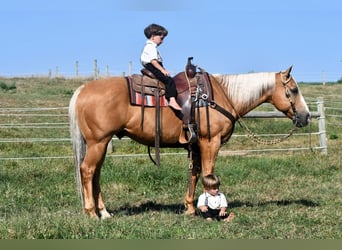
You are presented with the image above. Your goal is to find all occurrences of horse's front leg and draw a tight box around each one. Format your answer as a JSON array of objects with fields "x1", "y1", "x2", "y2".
[
  {"x1": 199, "y1": 135, "x2": 221, "y2": 176},
  {"x1": 184, "y1": 136, "x2": 221, "y2": 215},
  {"x1": 184, "y1": 145, "x2": 201, "y2": 215}
]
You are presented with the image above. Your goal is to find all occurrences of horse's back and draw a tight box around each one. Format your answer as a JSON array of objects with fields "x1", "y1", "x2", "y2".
[
  {"x1": 79, "y1": 77, "x2": 128, "y2": 101},
  {"x1": 77, "y1": 77, "x2": 130, "y2": 117}
]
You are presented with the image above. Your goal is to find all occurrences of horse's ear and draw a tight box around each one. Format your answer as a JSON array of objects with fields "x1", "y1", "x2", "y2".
[
  {"x1": 282, "y1": 65, "x2": 293, "y2": 79},
  {"x1": 283, "y1": 65, "x2": 293, "y2": 78}
]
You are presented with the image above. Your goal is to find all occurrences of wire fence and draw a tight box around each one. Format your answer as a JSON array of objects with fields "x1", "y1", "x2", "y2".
[
  {"x1": 1, "y1": 60, "x2": 341, "y2": 82},
  {"x1": 0, "y1": 60, "x2": 130, "y2": 79},
  {"x1": 0, "y1": 98, "x2": 335, "y2": 161}
]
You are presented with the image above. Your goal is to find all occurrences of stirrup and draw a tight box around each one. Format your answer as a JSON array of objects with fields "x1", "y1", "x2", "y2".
[{"x1": 186, "y1": 124, "x2": 197, "y2": 143}]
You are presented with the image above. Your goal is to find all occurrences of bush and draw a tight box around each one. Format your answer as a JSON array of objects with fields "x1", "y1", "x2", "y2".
[
  {"x1": 329, "y1": 133, "x2": 338, "y2": 140},
  {"x1": 0, "y1": 81, "x2": 16, "y2": 91}
]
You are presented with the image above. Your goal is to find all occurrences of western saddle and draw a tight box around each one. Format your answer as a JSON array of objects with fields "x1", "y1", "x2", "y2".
[{"x1": 127, "y1": 57, "x2": 214, "y2": 166}]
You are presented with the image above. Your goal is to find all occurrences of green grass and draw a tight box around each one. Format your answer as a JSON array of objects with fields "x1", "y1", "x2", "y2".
[
  {"x1": 1, "y1": 154, "x2": 340, "y2": 239},
  {"x1": 0, "y1": 77, "x2": 341, "y2": 239}
]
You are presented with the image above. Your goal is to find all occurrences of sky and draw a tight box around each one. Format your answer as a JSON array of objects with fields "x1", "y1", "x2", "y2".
[{"x1": 0, "y1": 0, "x2": 341, "y2": 82}]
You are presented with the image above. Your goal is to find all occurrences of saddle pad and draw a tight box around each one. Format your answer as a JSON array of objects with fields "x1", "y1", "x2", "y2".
[{"x1": 126, "y1": 76, "x2": 168, "y2": 107}]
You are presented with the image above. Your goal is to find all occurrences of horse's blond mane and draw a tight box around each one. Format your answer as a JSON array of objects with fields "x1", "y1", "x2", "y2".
[{"x1": 214, "y1": 72, "x2": 276, "y2": 107}]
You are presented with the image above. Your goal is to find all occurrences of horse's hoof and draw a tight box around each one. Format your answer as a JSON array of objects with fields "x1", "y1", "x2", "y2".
[
  {"x1": 99, "y1": 208, "x2": 112, "y2": 219},
  {"x1": 184, "y1": 209, "x2": 196, "y2": 216},
  {"x1": 86, "y1": 209, "x2": 99, "y2": 219}
]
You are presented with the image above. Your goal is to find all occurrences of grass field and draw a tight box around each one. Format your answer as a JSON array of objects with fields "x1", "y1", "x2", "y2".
[{"x1": 0, "y1": 76, "x2": 341, "y2": 239}]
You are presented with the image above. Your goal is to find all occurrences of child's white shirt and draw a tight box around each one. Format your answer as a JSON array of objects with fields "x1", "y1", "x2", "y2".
[
  {"x1": 140, "y1": 40, "x2": 162, "y2": 65},
  {"x1": 197, "y1": 192, "x2": 228, "y2": 209}
]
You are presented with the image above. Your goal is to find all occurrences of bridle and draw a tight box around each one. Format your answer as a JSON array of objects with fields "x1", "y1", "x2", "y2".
[{"x1": 281, "y1": 72, "x2": 299, "y2": 126}]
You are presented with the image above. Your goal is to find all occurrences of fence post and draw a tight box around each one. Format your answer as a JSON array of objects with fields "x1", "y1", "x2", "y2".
[
  {"x1": 128, "y1": 61, "x2": 132, "y2": 76},
  {"x1": 106, "y1": 65, "x2": 109, "y2": 78},
  {"x1": 317, "y1": 97, "x2": 327, "y2": 154},
  {"x1": 75, "y1": 60, "x2": 79, "y2": 78},
  {"x1": 94, "y1": 59, "x2": 98, "y2": 80},
  {"x1": 55, "y1": 66, "x2": 59, "y2": 78}
]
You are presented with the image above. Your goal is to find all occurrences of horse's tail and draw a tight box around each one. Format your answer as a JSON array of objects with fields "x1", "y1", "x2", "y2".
[{"x1": 68, "y1": 85, "x2": 86, "y2": 209}]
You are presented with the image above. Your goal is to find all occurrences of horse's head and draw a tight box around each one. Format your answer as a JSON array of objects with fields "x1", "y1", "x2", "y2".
[{"x1": 271, "y1": 66, "x2": 310, "y2": 127}]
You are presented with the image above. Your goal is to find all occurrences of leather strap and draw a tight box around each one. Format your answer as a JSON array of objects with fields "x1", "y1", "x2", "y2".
[
  {"x1": 209, "y1": 100, "x2": 236, "y2": 124},
  {"x1": 155, "y1": 81, "x2": 161, "y2": 167},
  {"x1": 140, "y1": 75, "x2": 145, "y2": 130}
]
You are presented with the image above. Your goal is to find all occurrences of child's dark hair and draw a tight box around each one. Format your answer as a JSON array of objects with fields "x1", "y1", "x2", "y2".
[
  {"x1": 144, "y1": 23, "x2": 168, "y2": 39},
  {"x1": 202, "y1": 174, "x2": 221, "y2": 190}
]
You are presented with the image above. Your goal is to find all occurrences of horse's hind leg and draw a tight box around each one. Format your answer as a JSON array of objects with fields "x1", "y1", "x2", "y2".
[
  {"x1": 81, "y1": 141, "x2": 110, "y2": 218},
  {"x1": 93, "y1": 161, "x2": 112, "y2": 219}
]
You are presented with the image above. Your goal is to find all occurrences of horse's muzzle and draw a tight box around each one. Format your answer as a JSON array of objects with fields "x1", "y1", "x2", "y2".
[{"x1": 294, "y1": 112, "x2": 311, "y2": 127}]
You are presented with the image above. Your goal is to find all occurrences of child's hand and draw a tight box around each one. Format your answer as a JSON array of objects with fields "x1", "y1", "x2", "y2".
[
  {"x1": 219, "y1": 211, "x2": 227, "y2": 217},
  {"x1": 219, "y1": 209, "x2": 227, "y2": 217},
  {"x1": 161, "y1": 69, "x2": 170, "y2": 76},
  {"x1": 199, "y1": 205, "x2": 208, "y2": 212}
]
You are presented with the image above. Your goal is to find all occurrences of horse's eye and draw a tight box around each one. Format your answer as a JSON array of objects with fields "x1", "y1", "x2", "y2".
[{"x1": 291, "y1": 87, "x2": 299, "y2": 94}]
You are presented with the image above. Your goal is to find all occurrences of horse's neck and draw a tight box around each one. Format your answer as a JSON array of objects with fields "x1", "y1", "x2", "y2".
[{"x1": 219, "y1": 72, "x2": 276, "y2": 116}]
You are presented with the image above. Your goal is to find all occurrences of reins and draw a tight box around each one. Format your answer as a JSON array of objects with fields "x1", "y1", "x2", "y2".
[
  {"x1": 237, "y1": 117, "x2": 297, "y2": 145},
  {"x1": 232, "y1": 72, "x2": 298, "y2": 145}
]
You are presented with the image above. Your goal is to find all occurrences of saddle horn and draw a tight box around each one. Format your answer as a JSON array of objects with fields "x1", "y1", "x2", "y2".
[{"x1": 185, "y1": 57, "x2": 197, "y2": 78}]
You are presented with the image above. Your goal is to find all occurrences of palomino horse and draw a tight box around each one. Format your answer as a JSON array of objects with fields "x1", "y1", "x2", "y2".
[{"x1": 69, "y1": 65, "x2": 310, "y2": 218}]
